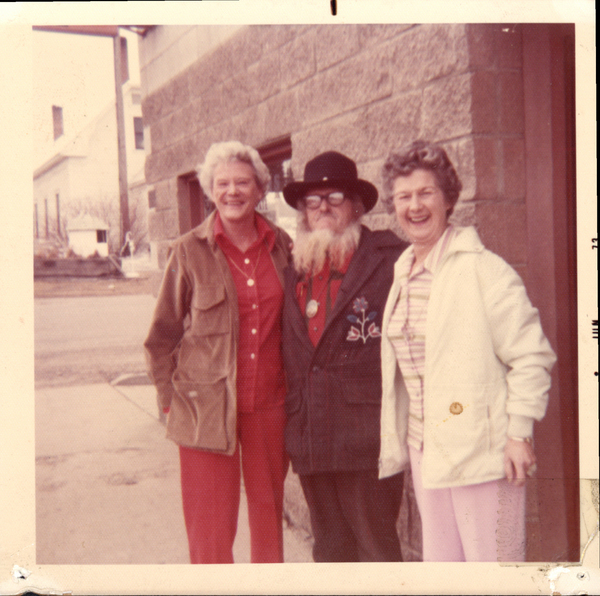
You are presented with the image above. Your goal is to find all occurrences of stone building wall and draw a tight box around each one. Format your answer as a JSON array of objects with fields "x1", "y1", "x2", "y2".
[{"x1": 141, "y1": 23, "x2": 529, "y2": 277}]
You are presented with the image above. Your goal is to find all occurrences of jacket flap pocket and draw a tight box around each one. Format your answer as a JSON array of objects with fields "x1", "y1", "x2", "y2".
[
  {"x1": 168, "y1": 376, "x2": 231, "y2": 452},
  {"x1": 190, "y1": 285, "x2": 229, "y2": 335},
  {"x1": 192, "y1": 285, "x2": 226, "y2": 310}
]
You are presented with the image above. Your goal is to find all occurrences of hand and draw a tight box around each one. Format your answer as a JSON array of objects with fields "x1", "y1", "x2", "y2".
[{"x1": 504, "y1": 438, "x2": 536, "y2": 487}]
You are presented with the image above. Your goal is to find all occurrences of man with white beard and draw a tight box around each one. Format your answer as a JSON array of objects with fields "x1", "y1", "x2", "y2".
[{"x1": 281, "y1": 151, "x2": 409, "y2": 562}]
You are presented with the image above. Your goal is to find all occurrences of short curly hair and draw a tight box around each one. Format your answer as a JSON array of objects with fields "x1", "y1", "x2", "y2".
[
  {"x1": 380, "y1": 140, "x2": 462, "y2": 216},
  {"x1": 197, "y1": 140, "x2": 271, "y2": 202}
]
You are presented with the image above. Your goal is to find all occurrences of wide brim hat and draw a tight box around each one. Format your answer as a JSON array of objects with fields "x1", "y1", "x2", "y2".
[{"x1": 283, "y1": 151, "x2": 378, "y2": 212}]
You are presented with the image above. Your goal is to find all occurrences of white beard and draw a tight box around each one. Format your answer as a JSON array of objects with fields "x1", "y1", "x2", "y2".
[{"x1": 293, "y1": 218, "x2": 361, "y2": 275}]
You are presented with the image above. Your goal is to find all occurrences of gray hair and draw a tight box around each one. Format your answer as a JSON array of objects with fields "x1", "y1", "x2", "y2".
[
  {"x1": 197, "y1": 141, "x2": 271, "y2": 202},
  {"x1": 380, "y1": 140, "x2": 462, "y2": 216}
]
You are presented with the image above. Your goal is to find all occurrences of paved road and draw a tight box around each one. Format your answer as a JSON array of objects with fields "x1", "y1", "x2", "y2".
[{"x1": 35, "y1": 294, "x2": 157, "y2": 387}]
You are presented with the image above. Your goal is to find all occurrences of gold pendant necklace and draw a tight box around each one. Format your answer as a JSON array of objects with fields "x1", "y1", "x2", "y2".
[{"x1": 227, "y1": 243, "x2": 263, "y2": 287}]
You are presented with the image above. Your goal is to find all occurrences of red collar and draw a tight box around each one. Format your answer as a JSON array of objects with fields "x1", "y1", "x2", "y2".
[{"x1": 214, "y1": 211, "x2": 276, "y2": 252}]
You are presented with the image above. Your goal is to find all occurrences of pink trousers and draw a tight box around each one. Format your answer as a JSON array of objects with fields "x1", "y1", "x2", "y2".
[
  {"x1": 179, "y1": 406, "x2": 288, "y2": 564},
  {"x1": 409, "y1": 447, "x2": 526, "y2": 562}
]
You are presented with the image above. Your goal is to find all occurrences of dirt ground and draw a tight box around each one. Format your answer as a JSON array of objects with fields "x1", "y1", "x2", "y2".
[{"x1": 34, "y1": 274, "x2": 159, "y2": 298}]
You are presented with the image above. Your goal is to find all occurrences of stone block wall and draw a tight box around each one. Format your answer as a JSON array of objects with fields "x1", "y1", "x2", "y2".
[{"x1": 142, "y1": 23, "x2": 530, "y2": 278}]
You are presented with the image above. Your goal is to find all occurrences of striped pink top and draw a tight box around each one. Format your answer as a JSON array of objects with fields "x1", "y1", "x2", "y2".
[{"x1": 387, "y1": 225, "x2": 457, "y2": 450}]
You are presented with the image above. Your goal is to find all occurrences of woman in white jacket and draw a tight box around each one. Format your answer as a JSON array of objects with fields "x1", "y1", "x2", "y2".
[{"x1": 378, "y1": 140, "x2": 556, "y2": 562}]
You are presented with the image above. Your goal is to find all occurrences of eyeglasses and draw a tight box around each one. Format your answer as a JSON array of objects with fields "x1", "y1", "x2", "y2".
[{"x1": 303, "y1": 191, "x2": 346, "y2": 210}]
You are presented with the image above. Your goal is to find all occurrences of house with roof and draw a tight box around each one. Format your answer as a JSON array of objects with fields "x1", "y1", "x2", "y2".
[{"x1": 65, "y1": 213, "x2": 110, "y2": 257}]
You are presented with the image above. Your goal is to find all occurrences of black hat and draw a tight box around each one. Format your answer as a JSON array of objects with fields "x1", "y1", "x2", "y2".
[{"x1": 283, "y1": 151, "x2": 378, "y2": 212}]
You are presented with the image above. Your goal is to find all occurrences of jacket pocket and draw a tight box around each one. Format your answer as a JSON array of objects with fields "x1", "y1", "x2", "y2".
[
  {"x1": 328, "y1": 358, "x2": 382, "y2": 406},
  {"x1": 190, "y1": 285, "x2": 229, "y2": 336},
  {"x1": 343, "y1": 379, "x2": 381, "y2": 405},
  {"x1": 341, "y1": 376, "x2": 381, "y2": 456},
  {"x1": 167, "y1": 374, "x2": 230, "y2": 452},
  {"x1": 425, "y1": 384, "x2": 494, "y2": 474}
]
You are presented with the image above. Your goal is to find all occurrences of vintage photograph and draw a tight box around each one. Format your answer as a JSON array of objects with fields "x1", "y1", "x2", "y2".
[{"x1": 1, "y1": 1, "x2": 597, "y2": 594}]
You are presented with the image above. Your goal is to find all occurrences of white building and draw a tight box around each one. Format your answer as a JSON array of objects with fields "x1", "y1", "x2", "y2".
[
  {"x1": 66, "y1": 214, "x2": 110, "y2": 257},
  {"x1": 33, "y1": 30, "x2": 147, "y2": 255},
  {"x1": 34, "y1": 83, "x2": 146, "y2": 253}
]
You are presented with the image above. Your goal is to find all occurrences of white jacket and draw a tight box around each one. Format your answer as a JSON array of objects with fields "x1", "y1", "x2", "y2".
[{"x1": 378, "y1": 227, "x2": 556, "y2": 488}]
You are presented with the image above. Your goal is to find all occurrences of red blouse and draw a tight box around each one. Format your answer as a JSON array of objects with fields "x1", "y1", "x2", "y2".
[{"x1": 215, "y1": 213, "x2": 286, "y2": 413}]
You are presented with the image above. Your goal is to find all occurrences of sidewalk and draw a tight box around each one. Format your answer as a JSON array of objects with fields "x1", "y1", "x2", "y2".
[{"x1": 35, "y1": 376, "x2": 313, "y2": 565}]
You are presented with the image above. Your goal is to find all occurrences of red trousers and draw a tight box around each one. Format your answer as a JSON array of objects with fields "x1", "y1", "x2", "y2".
[{"x1": 179, "y1": 406, "x2": 288, "y2": 564}]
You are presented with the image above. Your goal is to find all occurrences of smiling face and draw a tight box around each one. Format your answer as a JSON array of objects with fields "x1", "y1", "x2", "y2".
[
  {"x1": 304, "y1": 186, "x2": 357, "y2": 235},
  {"x1": 392, "y1": 169, "x2": 451, "y2": 258},
  {"x1": 212, "y1": 160, "x2": 263, "y2": 226}
]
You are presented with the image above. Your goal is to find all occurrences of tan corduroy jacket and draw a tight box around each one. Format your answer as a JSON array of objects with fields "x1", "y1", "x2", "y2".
[{"x1": 144, "y1": 211, "x2": 291, "y2": 455}]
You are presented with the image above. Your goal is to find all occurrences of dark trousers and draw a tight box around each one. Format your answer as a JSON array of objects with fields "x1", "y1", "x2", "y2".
[{"x1": 299, "y1": 469, "x2": 404, "y2": 562}]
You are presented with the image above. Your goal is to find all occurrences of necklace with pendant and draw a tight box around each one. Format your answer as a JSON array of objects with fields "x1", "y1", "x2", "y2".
[
  {"x1": 227, "y1": 243, "x2": 263, "y2": 287},
  {"x1": 305, "y1": 298, "x2": 320, "y2": 318},
  {"x1": 305, "y1": 270, "x2": 334, "y2": 318}
]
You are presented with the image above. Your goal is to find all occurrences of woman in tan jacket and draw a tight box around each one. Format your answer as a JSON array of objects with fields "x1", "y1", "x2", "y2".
[{"x1": 144, "y1": 141, "x2": 291, "y2": 564}]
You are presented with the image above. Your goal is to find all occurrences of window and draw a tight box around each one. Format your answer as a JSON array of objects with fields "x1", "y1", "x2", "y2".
[
  {"x1": 177, "y1": 173, "x2": 214, "y2": 234},
  {"x1": 257, "y1": 136, "x2": 296, "y2": 237},
  {"x1": 120, "y1": 36, "x2": 129, "y2": 84},
  {"x1": 134, "y1": 117, "x2": 144, "y2": 150},
  {"x1": 97, "y1": 230, "x2": 107, "y2": 243},
  {"x1": 52, "y1": 105, "x2": 63, "y2": 140},
  {"x1": 258, "y1": 136, "x2": 293, "y2": 194},
  {"x1": 147, "y1": 189, "x2": 156, "y2": 209},
  {"x1": 257, "y1": 136, "x2": 293, "y2": 211}
]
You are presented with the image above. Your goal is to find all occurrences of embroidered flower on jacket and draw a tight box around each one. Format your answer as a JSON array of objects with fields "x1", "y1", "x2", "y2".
[
  {"x1": 347, "y1": 297, "x2": 381, "y2": 343},
  {"x1": 352, "y1": 296, "x2": 369, "y2": 313}
]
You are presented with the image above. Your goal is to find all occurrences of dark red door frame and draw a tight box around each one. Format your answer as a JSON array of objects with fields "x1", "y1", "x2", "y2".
[{"x1": 522, "y1": 23, "x2": 579, "y2": 562}]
